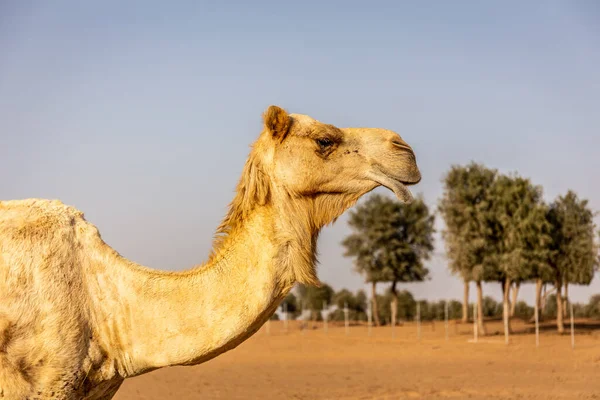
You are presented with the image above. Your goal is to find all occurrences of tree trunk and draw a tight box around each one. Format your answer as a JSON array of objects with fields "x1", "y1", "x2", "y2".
[
  {"x1": 562, "y1": 279, "x2": 569, "y2": 315},
  {"x1": 541, "y1": 285, "x2": 556, "y2": 314},
  {"x1": 502, "y1": 277, "x2": 513, "y2": 334},
  {"x1": 541, "y1": 284, "x2": 546, "y2": 310},
  {"x1": 510, "y1": 281, "x2": 520, "y2": 317},
  {"x1": 371, "y1": 281, "x2": 381, "y2": 326},
  {"x1": 476, "y1": 280, "x2": 487, "y2": 335},
  {"x1": 462, "y1": 279, "x2": 470, "y2": 323},
  {"x1": 390, "y1": 281, "x2": 398, "y2": 327},
  {"x1": 556, "y1": 279, "x2": 564, "y2": 334},
  {"x1": 535, "y1": 279, "x2": 543, "y2": 322}
]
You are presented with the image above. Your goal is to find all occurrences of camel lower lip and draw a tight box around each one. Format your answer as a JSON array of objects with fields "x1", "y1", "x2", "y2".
[
  {"x1": 391, "y1": 181, "x2": 413, "y2": 202},
  {"x1": 366, "y1": 170, "x2": 414, "y2": 203}
]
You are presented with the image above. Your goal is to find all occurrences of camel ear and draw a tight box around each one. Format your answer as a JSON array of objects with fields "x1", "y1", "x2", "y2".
[{"x1": 263, "y1": 105, "x2": 291, "y2": 141}]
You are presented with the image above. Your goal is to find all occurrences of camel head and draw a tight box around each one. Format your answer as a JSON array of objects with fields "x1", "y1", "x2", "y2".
[
  {"x1": 218, "y1": 105, "x2": 421, "y2": 236},
  {"x1": 264, "y1": 105, "x2": 419, "y2": 201},
  {"x1": 276, "y1": 109, "x2": 419, "y2": 202}
]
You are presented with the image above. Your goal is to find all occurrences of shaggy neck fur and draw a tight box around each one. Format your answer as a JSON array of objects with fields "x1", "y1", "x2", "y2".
[{"x1": 211, "y1": 140, "x2": 362, "y2": 286}]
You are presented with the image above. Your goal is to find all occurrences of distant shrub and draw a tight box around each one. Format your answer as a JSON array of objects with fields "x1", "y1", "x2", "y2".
[
  {"x1": 513, "y1": 301, "x2": 534, "y2": 320},
  {"x1": 328, "y1": 309, "x2": 367, "y2": 322},
  {"x1": 482, "y1": 296, "x2": 503, "y2": 318},
  {"x1": 447, "y1": 300, "x2": 463, "y2": 320},
  {"x1": 586, "y1": 294, "x2": 600, "y2": 319},
  {"x1": 543, "y1": 294, "x2": 557, "y2": 318}
]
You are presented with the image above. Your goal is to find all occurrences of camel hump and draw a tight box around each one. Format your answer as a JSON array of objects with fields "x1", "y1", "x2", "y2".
[
  {"x1": 0, "y1": 198, "x2": 82, "y2": 215},
  {"x1": 0, "y1": 198, "x2": 84, "y2": 218},
  {"x1": 0, "y1": 198, "x2": 87, "y2": 243}
]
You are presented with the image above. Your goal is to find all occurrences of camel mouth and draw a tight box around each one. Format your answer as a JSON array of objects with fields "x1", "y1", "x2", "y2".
[{"x1": 395, "y1": 171, "x2": 422, "y2": 201}]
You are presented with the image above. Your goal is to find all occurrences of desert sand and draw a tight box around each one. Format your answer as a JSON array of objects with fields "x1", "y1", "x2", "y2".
[{"x1": 115, "y1": 319, "x2": 600, "y2": 399}]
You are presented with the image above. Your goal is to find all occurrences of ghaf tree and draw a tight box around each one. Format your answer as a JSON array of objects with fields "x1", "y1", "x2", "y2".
[{"x1": 342, "y1": 193, "x2": 435, "y2": 327}]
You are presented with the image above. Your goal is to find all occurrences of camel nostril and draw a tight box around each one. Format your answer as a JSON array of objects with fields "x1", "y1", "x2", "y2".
[{"x1": 391, "y1": 140, "x2": 415, "y2": 156}]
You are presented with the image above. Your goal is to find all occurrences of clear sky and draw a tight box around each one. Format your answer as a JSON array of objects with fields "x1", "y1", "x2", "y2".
[{"x1": 2, "y1": 1, "x2": 599, "y2": 303}]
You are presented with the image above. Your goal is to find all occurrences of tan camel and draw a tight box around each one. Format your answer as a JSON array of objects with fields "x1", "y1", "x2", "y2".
[{"x1": 0, "y1": 105, "x2": 421, "y2": 399}]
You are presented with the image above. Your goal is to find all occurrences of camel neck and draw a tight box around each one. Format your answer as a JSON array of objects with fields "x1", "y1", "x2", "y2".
[{"x1": 88, "y1": 208, "x2": 296, "y2": 379}]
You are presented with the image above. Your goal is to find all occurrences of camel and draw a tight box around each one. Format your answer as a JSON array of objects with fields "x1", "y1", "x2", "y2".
[{"x1": 0, "y1": 105, "x2": 421, "y2": 399}]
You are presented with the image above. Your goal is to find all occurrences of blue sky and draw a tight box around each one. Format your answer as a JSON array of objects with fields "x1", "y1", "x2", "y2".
[{"x1": 1, "y1": 1, "x2": 599, "y2": 303}]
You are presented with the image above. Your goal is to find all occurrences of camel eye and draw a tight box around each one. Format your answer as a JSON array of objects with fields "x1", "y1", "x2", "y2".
[{"x1": 316, "y1": 138, "x2": 333, "y2": 149}]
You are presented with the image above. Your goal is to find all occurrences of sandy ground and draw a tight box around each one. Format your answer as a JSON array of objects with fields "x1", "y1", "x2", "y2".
[{"x1": 115, "y1": 319, "x2": 600, "y2": 400}]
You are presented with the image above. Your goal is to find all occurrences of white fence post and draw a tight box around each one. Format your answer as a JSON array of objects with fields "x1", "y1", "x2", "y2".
[
  {"x1": 503, "y1": 301, "x2": 509, "y2": 345},
  {"x1": 534, "y1": 300, "x2": 539, "y2": 348},
  {"x1": 300, "y1": 301, "x2": 304, "y2": 335},
  {"x1": 323, "y1": 301, "x2": 328, "y2": 334},
  {"x1": 473, "y1": 303, "x2": 478, "y2": 343},
  {"x1": 570, "y1": 301, "x2": 575, "y2": 349},
  {"x1": 417, "y1": 302, "x2": 421, "y2": 341},
  {"x1": 368, "y1": 298, "x2": 373, "y2": 337},
  {"x1": 344, "y1": 302, "x2": 349, "y2": 335},
  {"x1": 391, "y1": 302, "x2": 396, "y2": 338}
]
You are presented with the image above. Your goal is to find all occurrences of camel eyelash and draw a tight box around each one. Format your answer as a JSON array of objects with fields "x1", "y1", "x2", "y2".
[{"x1": 316, "y1": 138, "x2": 334, "y2": 149}]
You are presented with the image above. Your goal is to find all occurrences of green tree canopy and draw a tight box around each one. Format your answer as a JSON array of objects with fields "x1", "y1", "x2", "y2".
[
  {"x1": 484, "y1": 174, "x2": 550, "y2": 284},
  {"x1": 438, "y1": 162, "x2": 499, "y2": 283}
]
